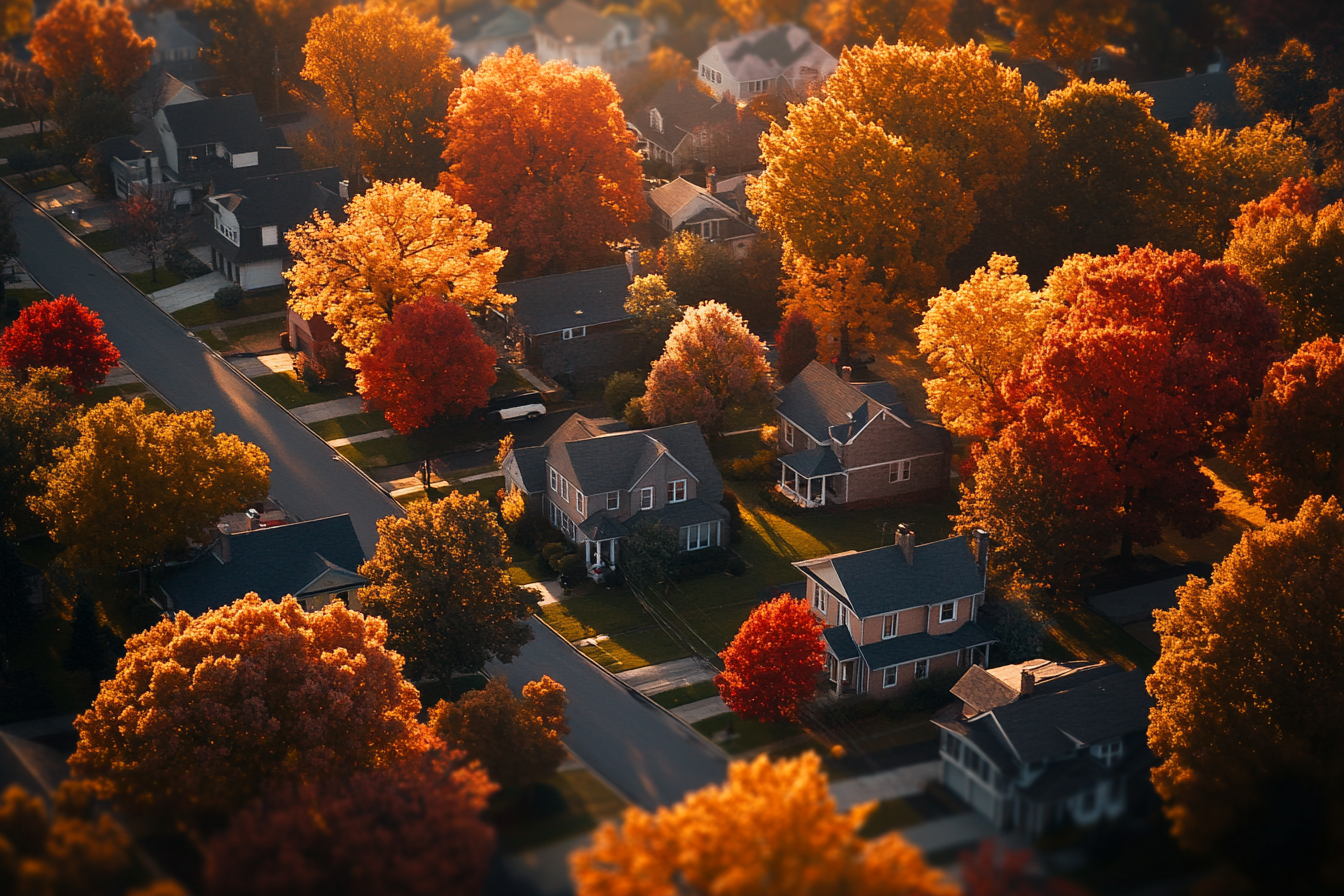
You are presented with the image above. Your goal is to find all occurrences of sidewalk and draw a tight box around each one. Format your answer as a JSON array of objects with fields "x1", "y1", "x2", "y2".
[
  {"x1": 899, "y1": 812, "x2": 997, "y2": 854},
  {"x1": 829, "y1": 760, "x2": 943, "y2": 810},
  {"x1": 150, "y1": 271, "x2": 230, "y2": 313},
  {"x1": 670, "y1": 695, "x2": 728, "y2": 723},
  {"x1": 291, "y1": 395, "x2": 366, "y2": 423},
  {"x1": 615, "y1": 656, "x2": 718, "y2": 695}
]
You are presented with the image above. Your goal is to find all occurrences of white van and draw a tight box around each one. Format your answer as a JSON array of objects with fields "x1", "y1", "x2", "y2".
[{"x1": 483, "y1": 391, "x2": 546, "y2": 423}]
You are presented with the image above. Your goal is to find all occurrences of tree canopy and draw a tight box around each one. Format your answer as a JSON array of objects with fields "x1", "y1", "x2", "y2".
[
  {"x1": 0, "y1": 294, "x2": 120, "y2": 393},
  {"x1": 781, "y1": 250, "x2": 890, "y2": 361},
  {"x1": 0, "y1": 367, "x2": 78, "y2": 537},
  {"x1": 775, "y1": 309, "x2": 819, "y2": 383},
  {"x1": 623, "y1": 274, "x2": 684, "y2": 355},
  {"x1": 30, "y1": 0, "x2": 152, "y2": 96},
  {"x1": 196, "y1": 0, "x2": 336, "y2": 109},
  {"x1": 715, "y1": 596, "x2": 824, "y2": 723},
  {"x1": 428, "y1": 676, "x2": 569, "y2": 790}
]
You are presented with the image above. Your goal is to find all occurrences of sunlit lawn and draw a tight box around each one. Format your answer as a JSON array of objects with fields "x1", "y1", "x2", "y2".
[
  {"x1": 309, "y1": 411, "x2": 390, "y2": 441},
  {"x1": 171, "y1": 287, "x2": 289, "y2": 327},
  {"x1": 692, "y1": 712, "x2": 805, "y2": 755},
  {"x1": 253, "y1": 371, "x2": 354, "y2": 409},
  {"x1": 219, "y1": 317, "x2": 287, "y2": 353},
  {"x1": 651, "y1": 680, "x2": 719, "y2": 708}
]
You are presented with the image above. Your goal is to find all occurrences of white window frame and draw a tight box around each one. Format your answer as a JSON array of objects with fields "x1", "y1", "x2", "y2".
[
  {"x1": 606, "y1": 491, "x2": 619, "y2": 511},
  {"x1": 640, "y1": 486, "x2": 654, "y2": 510},
  {"x1": 667, "y1": 479, "x2": 686, "y2": 503},
  {"x1": 784, "y1": 421, "x2": 794, "y2": 446},
  {"x1": 882, "y1": 613, "x2": 897, "y2": 639},
  {"x1": 939, "y1": 601, "x2": 956, "y2": 623},
  {"x1": 883, "y1": 667, "x2": 898, "y2": 688},
  {"x1": 560, "y1": 477, "x2": 570, "y2": 501},
  {"x1": 685, "y1": 521, "x2": 713, "y2": 550},
  {"x1": 561, "y1": 327, "x2": 586, "y2": 340},
  {"x1": 914, "y1": 658, "x2": 929, "y2": 680},
  {"x1": 549, "y1": 468, "x2": 558, "y2": 491},
  {"x1": 890, "y1": 459, "x2": 912, "y2": 483},
  {"x1": 576, "y1": 492, "x2": 587, "y2": 516},
  {"x1": 838, "y1": 604, "x2": 849, "y2": 627},
  {"x1": 812, "y1": 585, "x2": 828, "y2": 613}
]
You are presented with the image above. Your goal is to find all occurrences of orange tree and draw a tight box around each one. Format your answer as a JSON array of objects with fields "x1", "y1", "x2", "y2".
[
  {"x1": 441, "y1": 48, "x2": 645, "y2": 278},
  {"x1": 715, "y1": 596, "x2": 824, "y2": 723},
  {"x1": 0, "y1": 294, "x2": 120, "y2": 393},
  {"x1": 69, "y1": 594, "x2": 427, "y2": 827},
  {"x1": 30, "y1": 0, "x2": 152, "y2": 96},
  {"x1": 428, "y1": 675, "x2": 569, "y2": 791}
]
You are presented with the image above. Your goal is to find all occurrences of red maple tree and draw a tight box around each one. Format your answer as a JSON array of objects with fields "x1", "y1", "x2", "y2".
[
  {"x1": 775, "y1": 309, "x2": 819, "y2": 383},
  {"x1": 0, "y1": 294, "x2": 120, "y2": 393},
  {"x1": 356, "y1": 297, "x2": 497, "y2": 434},
  {"x1": 1232, "y1": 176, "x2": 1321, "y2": 232},
  {"x1": 1002, "y1": 246, "x2": 1280, "y2": 557},
  {"x1": 715, "y1": 595, "x2": 825, "y2": 723}
]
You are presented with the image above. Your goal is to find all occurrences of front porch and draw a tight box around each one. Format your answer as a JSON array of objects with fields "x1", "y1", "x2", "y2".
[
  {"x1": 779, "y1": 446, "x2": 848, "y2": 508},
  {"x1": 583, "y1": 537, "x2": 619, "y2": 581}
]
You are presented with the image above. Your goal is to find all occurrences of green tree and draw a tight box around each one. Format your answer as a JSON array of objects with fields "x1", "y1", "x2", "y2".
[
  {"x1": 620, "y1": 519, "x2": 680, "y2": 596},
  {"x1": 604, "y1": 370, "x2": 646, "y2": 419},
  {"x1": 0, "y1": 367, "x2": 77, "y2": 537},
  {"x1": 624, "y1": 274, "x2": 684, "y2": 356},
  {"x1": 52, "y1": 72, "x2": 132, "y2": 164},
  {"x1": 358, "y1": 493, "x2": 533, "y2": 679},
  {"x1": 428, "y1": 676, "x2": 569, "y2": 790},
  {"x1": 656, "y1": 231, "x2": 737, "y2": 308}
]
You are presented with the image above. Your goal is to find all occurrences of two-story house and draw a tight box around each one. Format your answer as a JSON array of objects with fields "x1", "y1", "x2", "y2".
[
  {"x1": 502, "y1": 414, "x2": 729, "y2": 574},
  {"x1": 533, "y1": 0, "x2": 651, "y2": 76},
  {"x1": 697, "y1": 24, "x2": 837, "y2": 101},
  {"x1": 446, "y1": 0, "x2": 536, "y2": 68},
  {"x1": 796, "y1": 526, "x2": 996, "y2": 696},
  {"x1": 645, "y1": 177, "x2": 759, "y2": 256},
  {"x1": 933, "y1": 660, "x2": 1155, "y2": 836},
  {"x1": 774, "y1": 362, "x2": 951, "y2": 507},
  {"x1": 627, "y1": 79, "x2": 767, "y2": 172}
]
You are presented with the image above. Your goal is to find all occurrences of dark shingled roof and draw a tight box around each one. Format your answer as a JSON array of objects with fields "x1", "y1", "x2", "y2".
[
  {"x1": 508, "y1": 445, "x2": 549, "y2": 494},
  {"x1": 776, "y1": 361, "x2": 916, "y2": 444},
  {"x1": 446, "y1": 0, "x2": 534, "y2": 44},
  {"x1": 213, "y1": 168, "x2": 342, "y2": 228},
  {"x1": 500, "y1": 264, "x2": 632, "y2": 336},
  {"x1": 714, "y1": 24, "x2": 831, "y2": 82},
  {"x1": 859, "y1": 621, "x2": 996, "y2": 670},
  {"x1": 1133, "y1": 70, "x2": 1239, "y2": 129},
  {"x1": 802, "y1": 537, "x2": 985, "y2": 618},
  {"x1": 992, "y1": 669, "x2": 1152, "y2": 764},
  {"x1": 779, "y1": 445, "x2": 845, "y2": 478},
  {"x1": 161, "y1": 93, "x2": 270, "y2": 153},
  {"x1": 629, "y1": 497, "x2": 729, "y2": 530},
  {"x1": 548, "y1": 420, "x2": 723, "y2": 503},
  {"x1": 823, "y1": 624, "x2": 860, "y2": 661},
  {"x1": 159, "y1": 516, "x2": 366, "y2": 616}
]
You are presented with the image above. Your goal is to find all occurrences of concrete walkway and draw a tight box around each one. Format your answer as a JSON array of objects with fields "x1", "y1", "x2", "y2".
[
  {"x1": 228, "y1": 353, "x2": 295, "y2": 378},
  {"x1": 670, "y1": 695, "x2": 729, "y2": 723},
  {"x1": 830, "y1": 760, "x2": 943, "y2": 811},
  {"x1": 899, "y1": 812, "x2": 997, "y2": 854},
  {"x1": 327, "y1": 429, "x2": 397, "y2": 448},
  {"x1": 103, "y1": 248, "x2": 153, "y2": 274},
  {"x1": 150, "y1": 271, "x2": 230, "y2": 313},
  {"x1": 525, "y1": 580, "x2": 564, "y2": 606},
  {"x1": 291, "y1": 395, "x2": 366, "y2": 423},
  {"x1": 615, "y1": 656, "x2": 719, "y2": 695},
  {"x1": 102, "y1": 364, "x2": 142, "y2": 387},
  {"x1": 0, "y1": 120, "x2": 57, "y2": 140},
  {"x1": 460, "y1": 469, "x2": 504, "y2": 482}
]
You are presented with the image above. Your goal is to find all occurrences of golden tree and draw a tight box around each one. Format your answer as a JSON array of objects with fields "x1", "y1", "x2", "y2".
[
  {"x1": 916, "y1": 254, "x2": 1059, "y2": 439},
  {"x1": 998, "y1": 0, "x2": 1128, "y2": 70},
  {"x1": 30, "y1": 0, "x2": 153, "y2": 96},
  {"x1": 716, "y1": 0, "x2": 801, "y2": 31},
  {"x1": 804, "y1": 0, "x2": 952, "y2": 52},
  {"x1": 285, "y1": 179, "x2": 507, "y2": 360},
  {"x1": 1148, "y1": 496, "x2": 1344, "y2": 891},
  {"x1": 302, "y1": 4, "x2": 459, "y2": 185},
  {"x1": 571, "y1": 752, "x2": 957, "y2": 896},
  {"x1": 70, "y1": 594, "x2": 427, "y2": 827},
  {"x1": 0, "y1": 367, "x2": 78, "y2": 537},
  {"x1": 31, "y1": 398, "x2": 270, "y2": 571},
  {"x1": 429, "y1": 676, "x2": 569, "y2": 790},
  {"x1": 441, "y1": 48, "x2": 646, "y2": 277},
  {"x1": 780, "y1": 249, "x2": 890, "y2": 359}
]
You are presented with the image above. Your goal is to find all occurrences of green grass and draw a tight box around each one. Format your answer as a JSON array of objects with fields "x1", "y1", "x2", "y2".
[
  {"x1": 124, "y1": 268, "x2": 184, "y2": 294},
  {"x1": 1043, "y1": 606, "x2": 1159, "y2": 672},
  {"x1": 651, "y1": 680, "x2": 719, "y2": 709},
  {"x1": 308, "y1": 412, "x2": 390, "y2": 441},
  {"x1": 492, "y1": 365, "x2": 531, "y2": 396},
  {"x1": 0, "y1": 132, "x2": 37, "y2": 158},
  {"x1": 253, "y1": 371, "x2": 354, "y2": 409},
  {"x1": 336, "y1": 434, "x2": 420, "y2": 469},
  {"x1": 3, "y1": 288, "x2": 52, "y2": 318},
  {"x1": 220, "y1": 317, "x2": 286, "y2": 352},
  {"x1": 9, "y1": 168, "x2": 78, "y2": 192},
  {"x1": 692, "y1": 712, "x2": 804, "y2": 755},
  {"x1": 492, "y1": 769, "x2": 628, "y2": 853},
  {"x1": 858, "y1": 798, "x2": 924, "y2": 837},
  {"x1": 138, "y1": 394, "x2": 173, "y2": 413},
  {"x1": 81, "y1": 230, "x2": 125, "y2": 253},
  {"x1": 171, "y1": 287, "x2": 290, "y2": 327},
  {"x1": 198, "y1": 330, "x2": 229, "y2": 352},
  {"x1": 509, "y1": 556, "x2": 547, "y2": 586},
  {"x1": 537, "y1": 589, "x2": 689, "y2": 672},
  {"x1": 85, "y1": 381, "x2": 147, "y2": 404}
]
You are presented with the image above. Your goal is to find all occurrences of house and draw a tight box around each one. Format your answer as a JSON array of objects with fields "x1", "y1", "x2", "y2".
[
  {"x1": 132, "y1": 9, "x2": 204, "y2": 64},
  {"x1": 503, "y1": 414, "x2": 730, "y2": 574},
  {"x1": 1133, "y1": 70, "x2": 1241, "y2": 131},
  {"x1": 158, "y1": 515, "x2": 368, "y2": 615},
  {"x1": 773, "y1": 362, "x2": 952, "y2": 507},
  {"x1": 497, "y1": 258, "x2": 641, "y2": 381},
  {"x1": 628, "y1": 79, "x2": 767, "y2": 172},
  {"x1": 533, "y1": 0, "x2": 651, "y2": 76},
  {"x1": 199, "y1": 167, "x2": 345, "y2": 290},
  {"x1": 795, "y1": 526, "x2": 997, "y2": 696},
  {"x1": 697, "y1": 24, "x2": 837, "y2": 101},
  {"x1": 933, "y1": 660, "x2": 1155, "y2": 835},
  {"x1": 446, "y1": 0, "x2": 535, "y2": 68},
  {"x1": 645, "y1": 177, "x2": 758, "y2": 256},
  {"x1": 154, "y1": 94, "x2": 290, "y2": 183}
]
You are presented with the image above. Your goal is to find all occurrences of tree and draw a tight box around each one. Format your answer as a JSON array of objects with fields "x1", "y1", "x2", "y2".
[
  {"x1": 619, "y1": 519, "x2": 681, "y2": 595},
  {"x1": 996, "y1": 0, "x2": 1128, "y2": 70},
  {"x1": 302, "y1": 5, "x2": 459, "y2": 185},
  {"x1": 780, "y1": 250, "x2": 890, "y2": 360},
  {"x1": 917, "y1": 254, "x2": 1058, "y2": 439},
  {"x1": 804, "y1": 0, "x2": 952, "y2": 53},
  {"x1": 1310, "y1": 88, "x2": 1344, "y2": 175},
  {"x1": 31, "y1": 399, "x2": 271, "y2": 572},
  {"x1": 774, "y1": 309, "x2": 818, "y2": 383},
  {"x1": 356, "y1": 297, "x2": 497, "y2": 434},
  {"x1": 30, "y1": 0, "x2": 153, "y2": 97},
  {"x1": 624, "y1": 274, "x2": 684, "y2": 355},
  {"x1": 63, "y1": 592, "x2": 115, "y2": 686},
  {"x1": 203, "y1": 750, "x2": 495, "y2": 896},
  {"x1": 960, "y1": 840, "x2": 1090, "y2": 896},
  {"x1": 714, "y1": 596, "x2": 824, "y2": 723},
  {"x1": 716, "y1": 0, "x2": 801, "y2": 31},
  {"x1": 1239, "y1": 337, "x2": 1344, "y2": 519},
  {"x1": 642, "y1": 302, "x2": 773, "y2": 436},
  {"x1": 0, "y1": 367, "x2": 78, "y2": 536},
  {"x1": 974, "y1": 580, "x2": 1047, "y2": 663},
  {"x1": 196, "y1": 0, "x2": 336, "y2": 110},
  {"x1": 571, "y1": 752, "x2": 958, "y2": 896},
  {"x1": 1148, "y1": 496, "x2": 1344, "y2": 891},
  {"x1": 109, "y1": 192, "x2": 187, "y2": 284},
  {"x1": 656, "y1": 231, "x2": 738, "y2": 308},
  {"x1": 0, "y1": 294, "x2": 120, "y2": 393},
  {"x1": 0, "y1": 0, "x2": 28, "y2": 42},
  {"x1": 615, "y1": 46, "x2": 694, "y2": 110},
  {"x1": 1231, "y1": 39, "x2": 1328, "y2": 126},
  {"x1": 441, "y1": 48, "x2": 645, "y2": 277},
  {"x1": 358, "y1": 493, "x2": 533, "y2": 679},
  {"x1": 604, "y1": 370, "x2": 646, "y2": 419},
  {"x1": 51, "y1": 72, "x2": 133, "y2": 163},
  {"x1": 428, "y1": 676, "x2": 568, "y2": 790},
  {"x1": 70, "y1": 594, "x2": 427, "y2": 826},
  {"x1": 285, "y1": 179, "x2": 507, "y2": 360},
  {"x1": 749, "y1": 95, "x2": 976, "y2": 305}
]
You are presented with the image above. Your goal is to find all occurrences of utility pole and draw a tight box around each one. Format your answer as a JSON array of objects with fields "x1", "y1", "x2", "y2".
[
  {"x1": 422, "y1": 458, "x2": 433, "y2": 500},
  {"x1": 273, "y1": 47, "x2": 281, "y2": 112}
]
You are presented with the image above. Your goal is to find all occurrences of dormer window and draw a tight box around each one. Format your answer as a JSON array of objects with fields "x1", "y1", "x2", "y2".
[
  {"x1": 650, "y1": 108, "x2": 662, "y2": 132},
  {"x1": 1091, "y1": 740, "x2": 1124, "y2": 767},
  {"x1": 667, "y1": 479, "x2": 686, "y2": 503},
  {"x1": 939, "y1": 601, "x2": 957, "y2": 623}
]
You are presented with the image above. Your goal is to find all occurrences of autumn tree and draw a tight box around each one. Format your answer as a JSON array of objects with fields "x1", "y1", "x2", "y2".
[
  {"x1": 110, "y1": 191, "x2": 188, "y2": 284},
  {"x1": 32, "y1": 399, "x2": 270, "y2": 572},
  {"x1": 64, "y1": 591, "x2": 117, "y2": 685},
  {"x1": 196, "y1": 0, "x2": 336, "y2": 109},
  {"x1": 715, "y1": 596, "x2": 824, "y2": 723},
  {"x1": 780, "y1": 250, "x2": 890, "y2": 360},
  {"x1": 1239, "y1": 337, "x2": 1344, "y2": 519},
  {"x1": 441, "y1": 48, "x2": 645, "y2": 277},
  {"x1": 642, "y1": 302, "x2": 772, "y2": 436},
  {"x1": 30, "y1": 0, "x2": 153, "y2": 97},
  {"x1": 804, "y1": 0, "x2": 952, "y2": 52},
  {"x1": 0, "y1": 368, "x2": 78, "y2": 536},
  {"x1": 1148, "y1": 496, "x2": 1344, "y2": 891},
  {"x1": 71, "y1": 594, "x2": 426, "y2": 826},
  {"x1": 302, "y1": 5, "x2": 459, "y2": 185},
  {"x1": 624, "y1": 274, "x2": 684, "y2": 357},
  {"x1": 429, "y1": 676, "x2": 568, "y2": 790},
  {"x1": 285, "y1": 179, "x2": 507, "y2": 360},
  {"x1": 716, "y1": 0, "x2": 801, "y2": 31},
  {"x1": 203, "y1": 751, "x2": 495, "y2": 896},
  {"x1": 1310, "y1": 88, "x2": 1344, "y2": 178},
  {"x1": 615, "y1": 46, "x2": 694, "y2": 110},
  {"x1": 0, "y1": 294, "x2": 120, "y2": 393},
  {"x1": 620, "y1": 519, "x2": 681, "y2": 595},
  {"x1": 749, "y1": 95, "x2": 976, "y2": 305},
  {"x1": 917, "y1": 254, "x2": 1058, "y2": 439},
  {"x1": 960, "y1": 841, "x2": 1090, "y2": 896},
  {"x1": 356, "y1": 297, "x2": 497, "y2": 434},
  {"x1": 997, "y1": 0, "x2": 1127, "y2": 70},
  {"x1": 1231, "y1": 38, "x2": 1328, "y2": 126},
  {"x1": 359, "y1": 493, "x2": 533, "y2": 679},
  {"x1": 775, "y1": 309, "x2": 818, "y2": 383},
  {"x1": 571, "y1": 752, "x2": 957, "y2": 896},
  {"x1": 656, "y1": 231, "x2": 737, "y2": 308}
]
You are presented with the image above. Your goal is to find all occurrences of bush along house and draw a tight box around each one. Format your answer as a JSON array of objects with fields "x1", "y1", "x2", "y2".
[
  {"x1": 501, "y1": 414, "x2": 729, "y2": 578},
  {"x1": 794, "y1": 526, "x2": 997, "y2": 696}
]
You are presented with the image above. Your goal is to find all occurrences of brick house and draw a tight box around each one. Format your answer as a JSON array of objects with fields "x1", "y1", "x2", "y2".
[
  {"x1": 774, "y1": 362, "x2": 952, "y2": 507},
  {"x1": 627, "y1": 79, "x2": 767, "y2": 172},
  {"x1": 795, "y1": 526, "x2": 997, "y2": 696},
  {"x1": 645, "y1": 177, "x2": 759, "y2": 257},
  {"x1": 503, "y1": 414, "x2": 730, "y2": 576},
  {"x1": 933, "y1": 661, "x2": 1155, "y2": 835}
]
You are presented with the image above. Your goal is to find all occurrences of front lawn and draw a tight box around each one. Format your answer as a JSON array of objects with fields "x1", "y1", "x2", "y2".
[
  {"x1": 220, "y1": 317, "x2": 287, "y2": 353},
  {"x1": 536, "y1": 588, "x2": 689, "y2": 671},
  {"x1": 308, "y1": 412, "x2": 390, "y2": 441},
  {"x1": 252, "y1": 371, "x2": 354, "y2": 409},
  {"x1": 691, "y1": 712, "x2": 805, "y2": 755},
  {"x1": 172, "y1": 287, "x2": 290, "y2": 327},
  {"x1": 858, "y1": 798, "x2": 925, "y2": 837},
  {"x1": 3, "y1": 288, "x2": 52, "y2": 317},
  {"x1": 651, "y1": 680, "x2": 719, "y2": 708},
  {"x1": 336, "y1": 434, "x2": 421, "y2": 469},
  {"x1": 124, "y1": 268, "x2": 184, "y2": 294},
  {"x1": 81, "y1": 230, "x2": 125, "y2": 253}
]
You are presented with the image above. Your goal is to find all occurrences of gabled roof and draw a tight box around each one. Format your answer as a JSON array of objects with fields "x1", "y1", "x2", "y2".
[
  {"x1": 631, "y1": 80, "x2": 767, "y2": 156},
  {"x1": 779, "y1": 445, "x2": 845, "y2": 478},
  {"x1": 209, "y1": 167, "x2": 343, "y2": 229},
  {"x1": 776, "y1": 361, "x2": 901, "y2": 443},
  {"x1": 508, "y1": 445, "x2": 549, "y2": 494},
  {"x1": 447, "y1": 0, "x2": 534, "y2": 44},
  {"x1": 160, "y1": 94, "x2": 270, "y2": 153},
  {"x1": 542, "y1": 415, "x2": 723, "y2": 505},
  {"x1": 538, "y1": 0, "x2": 638, "y2": 45},
  {"x1": 796, "y1": 536, "x2": 985, "y2": 618},
  {"x1": 952, "y1": 663, "x2": 1021, "y2": 715},
  {"x1": 1133, "y1": 70, "x2": 1239, "y2": 128},
  {"x1": 702, "y1": 24, "x2": 835, "y2": 82},
  {"x1": 984, "y1": 668, "x2": 1150, "y2": 765},
  {"x1": 159, "y1": 515, "x2": 367, "y2": 616},
  {"x1": 500, "y1": 264, "x2": 632, "y2": 336}
]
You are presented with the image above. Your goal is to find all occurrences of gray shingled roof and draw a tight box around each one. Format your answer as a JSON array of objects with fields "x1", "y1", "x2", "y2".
[
  {"x1": 630, "y1": 497, "x2": 729, "y2": 530},
  {"x1": 805, "y1": 537, "x2": 985, "y2": 618},
  {"x1": 991, "y1": 669, "x2": 1150, "y2": 765},
  {"x1": 951, "y1": 663, "x2": 1021, "y2": 715},
  {"x1": 446, "y1": 0, "x2": 533, "y2": 43},
  {"x1": 161, "y1": 94, "x2": 270, "y2": 153},
  {"x1": 509, "y1": 445, "x2": 549, "y2": 495},
  {"x1": 551, "y1": 421, "x2": 723, "y2": 503},
  {"x1": 213, "y1": 168, "x2": 343, "y2": 229},
  {"x1": 776, "y1": 362, "x2": 887, "y2": 443},
  {"x1": 500, "y1": 264, "x2": 631, "y2": 336},
  {"x1": 823, "y1": 625, "x2": 859, "y2": 661},
  {"x1": 633, "y1": 80, "x2": 720, "y2": 155},
  {"x1": 714, "y1": 24, "x2": 832, "y2": 82},
  {"x1": 859, "y1": 621, "x2": 996, "y2": 670},
  {"x1": 1133, "y1": 70, "x2": 1239, "y2": 127},
  {"x1": 540, "y1": 0, "x2": 635, "y2": 44},
  {"x1": 779, "y1": 446, "x2": 844, "y2": 478}
]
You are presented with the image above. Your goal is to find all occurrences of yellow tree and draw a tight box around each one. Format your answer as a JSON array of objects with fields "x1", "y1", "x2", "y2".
[
  {"x1": 302, "y1": 4, "x2": 459, "y2": 185},
  {"x1": 31, "y1": 398, "x2": 269, "y2": 572},
  {"x1": 441, "y1": 48, "x2": 646, "y2": 277},
  {"x1": 780, "y1": 249, "x2": 890, "y2": 358},
  {"x1": 571, "y1": 752, "x2": 957, "y2": 896},
  {"x1": 285, "y1": 179, "x2": 507, "y2": 361},
  {"x1": 805, "y1": 0, "x2": 952, "y2": 52},
  {"x1": 30, "y1": 0, "x2": 153, "y2": 96},
  {"x1": 998, "y1": 0, "x2": 1128, "y2": 71},
  {"x1": 748, "y1": 95, "x2": 975, "y2": 306},
  {"x1": 916, "y1": 254, "x2": 1059, "y2": 438}
]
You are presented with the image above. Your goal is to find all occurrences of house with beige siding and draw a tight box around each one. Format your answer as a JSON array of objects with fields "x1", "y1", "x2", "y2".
[{"x1": 795, "y1": 526, "x2": 996, "y2": 697}]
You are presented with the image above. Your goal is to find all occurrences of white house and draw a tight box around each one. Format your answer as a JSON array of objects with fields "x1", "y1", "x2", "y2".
[
  {"x1": 697, "y1": 24, "x2": 837, "y2": 101},
  {"x1": 533, "y1": 0, "x2": 651, "y2": 75}
]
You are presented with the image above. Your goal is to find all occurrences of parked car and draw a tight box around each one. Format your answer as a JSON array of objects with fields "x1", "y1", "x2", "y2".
[{"x1": 482, "y1": 391, "x2": 547, "y2": 423}]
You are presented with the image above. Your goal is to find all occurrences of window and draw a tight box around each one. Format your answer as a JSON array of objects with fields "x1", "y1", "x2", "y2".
[
  {"x1": 882, "y1": 613, "x2": 897, "y2": 638},
  {"x1": 838, "y1": 604, "x2": 849, "y2": 627},
  {"x1": 695, "y1": 219, "x2": 721, "y2": 239},
  {"x1": 890, "y1": 459, "x2": 911, "y2": 482},
  {"x1": 336, "y1": 591, "x2": 349, "y2": 604},
  {"x1": 914, "y1": 659, "x2": 929, "y2": 680},
  {"x1": 640, "y1": 486, "x2": 654, "y2": 510},
  {"x1": 784, "y1": 421, "x2": 795, "y2": 446},
  {"x1": 685, "y1": 521, "x2": 714, "y2": 550},
  {"x1": 667, "y1": 479, "x2": 686, "y2": 503},
  {"x1": 883, "y1": 667, "x2": 898, "y2": 688},
  {"x1": 560, "y1": 477, "x2": 570, "y2": 501},
  {"x1": 576, "y1": 492, "x2": 587, "y2": 516},
  {"x1": 549, "y1": 468, "x2": 558, "y2": 491},
  {"x1": 744, "y1": 79, "x2": 773, "y2": 93},
  {"x1": 649, "y1": 108, "x2": 662, "y2": 132},
  {"x1": 561, "y1": 327, "x2": 586, "y2": 340},
  {"x1": 606, "y1": 491, "x2": 619, "y2": 511},
  {"x1": 261, "y1": 225, "x2": 278, "y2": 246},
  {"x1": 812, "y1": 585, "x2": 828, "y2": 613},
  {"x1": 939, "y1": 601, "x2": 956, "y2": 623},
  {"x1": 214, "y1": 213, "x2": 239, "y2": 245},
  {"x1": 1092, "y1": 741, "x2": 1124, "y2": 767}
]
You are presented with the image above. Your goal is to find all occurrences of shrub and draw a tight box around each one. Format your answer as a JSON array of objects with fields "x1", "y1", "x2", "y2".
[
  {"x1": 677, "y1": 546, "x2": 730, "y2": 579},
  {"x1": 311, "y1": 341, "x2": 352, "y2": 383},
  {"x1": 758, "y1": 483, "x2": 803, "y2": 515},
  {"x1": 295, "y1": 351, "x2": 323, "y2": 390},
  {"x1": 512, "y1": 517, "x2": 561, "y2": 553},
  {"x1": 978, "y1": 587, "x2": 1046, "y2": 664},
  {"x1": 7, "y1": 145, "x2": 37, "y2": 175},
  {"x1": 214, "y1": 284, "x2": 244, "y2": 310},
  {"x1": 624, "y1": 395, "x2": 649, "y2": 429},
  {"x1": 556, "y1": 553, "x2": 584, "y2": 584},
  {"x1": 727, "y1": 555, "x2": 746, "y2": 576},
  {"x1": 541, "y1": 542, "x2": 570, "y2": 573},
  {"x1": 727, "y1": 449, "x2": 776, "y2": 481},
  {"x1": 604, "y1": 370, "x2": 646, "y2": 418},
  {"x1": 721, "y1": 488, "x2": 744, "y2": 543}
]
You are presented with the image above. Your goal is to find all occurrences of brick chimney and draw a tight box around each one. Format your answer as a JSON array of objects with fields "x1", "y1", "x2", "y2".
[
  {"x1": 840, "y1": 365, "x2": 852, "y2": 383},
  {"x1": 896, "y1": 523, "x2": 914, "y2": 565},
  {"x1": 625, "y1": 244, "x2": 641, "y2": 280},
  {"x1": 218, "y1": 524, "x2": 232, "y2": 564},
  {"x1": 1019, "y1": 667, "x2": 1035, "y2": 698},
  {"x1": 706, "y1": 166, "x2": 716, "y2": 194},
  {"x1": 973, "y1": 528, "x2": 990, "y2": 580}
]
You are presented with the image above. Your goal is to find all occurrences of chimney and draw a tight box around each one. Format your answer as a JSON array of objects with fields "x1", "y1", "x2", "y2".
[
  {"x1": 1019, "y1": 667, "x2": 1035, "y2": 698},
  {"x1": 625, "y1": 244, "x2": 642, "y2": 280},
  {"x1": 338, "y1": 179, "x2": 349, "y2": 200},
  {"x1": 706, "y1": 166, "x2": 716, "y2": 194},
  {"x1": 840, "y1": 365, "x2": 852, "y2": 384},
  {"x1": 973, "y1": 528, "x2": 990, "y2": 580},
  {"x1": 896, "y1": 523, "x2": 914, "y2": 565},
  {"x1": 218, "y1": 524, "x2": 232, "y2": 564}
]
